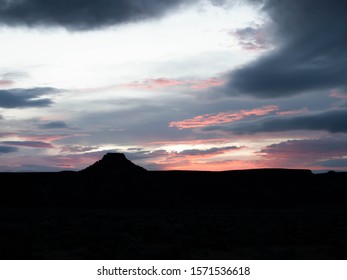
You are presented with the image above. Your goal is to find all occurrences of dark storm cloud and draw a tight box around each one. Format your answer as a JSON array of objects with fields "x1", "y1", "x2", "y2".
[
  {"x1": 0, "y1": 146, "x2": 17, "y2": 154},
  {"x1": 0, "y1": 0, "x2": 193, "y2": 30},
  {"x1": 38, "y1": 121, "x2": 68, "y2": 129},
  {"x1": 0, "y1": 140, "x2": 53, "y2": 148},
  {"x1": 219, "y1": 0, "x2": 347, "y2": 98},
  {"x1": 204, "y1": 109, "x2": 347, "y2": 134},
  {"x1": 0, "y1": 87, "x2": 58, "y2": 108}
]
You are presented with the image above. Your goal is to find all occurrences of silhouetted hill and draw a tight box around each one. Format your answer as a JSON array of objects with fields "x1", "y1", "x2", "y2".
[
  {"x1": 0, "y1": 153, "x2": 346, "y2": 209},
  {"x1": 80, "y1": 153, "x2": 147, "y2": 174}
]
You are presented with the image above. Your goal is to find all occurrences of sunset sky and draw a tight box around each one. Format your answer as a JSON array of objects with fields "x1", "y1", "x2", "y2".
[{"x1": 1, "y1": 0, "x2": 347, "y2": 171}]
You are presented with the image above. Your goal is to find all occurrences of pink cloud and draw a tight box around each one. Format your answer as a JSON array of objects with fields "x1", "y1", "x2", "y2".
[
  {"x1": 0, "y1": 79, "x2": 14, "y2": 87},
  {"x1": 157, "y1": 158, "x2": 265, "y2": 171},
  {"x1": 330, "y1": 90, "x2": 347, "y2": 99},
  {"x1": 189, "y1": 78, "x2": 224, "y2": 89},
  {"x1": 125, "y1": 78, "x2": 185, "y2": 90},
  {"x1": 169, "y1": 105, "x2": 279, "y2": 130},
  {"x1": 0, "y1": 132, "x2": 17, "y2": 138},
  {"x1": 124, "y1": 77, "x2": 224, "y2": 90}
]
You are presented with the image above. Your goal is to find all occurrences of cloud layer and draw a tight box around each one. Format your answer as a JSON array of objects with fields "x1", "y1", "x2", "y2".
[
  {"x1": 205, "y1": 109, "x2": 347, "y2": 134},
  {"x1": 219, "y1": 0, "x2": 347, "y2": 98},
  {"x1": 0, "y1": 146, "x2": 17, "y2": 154},
  {"x1": 0, "y1": 87, "x2": 58, "y2": 108},
  {"x1": 0, "y1": 0, "x2": 191, "y2": 30}
]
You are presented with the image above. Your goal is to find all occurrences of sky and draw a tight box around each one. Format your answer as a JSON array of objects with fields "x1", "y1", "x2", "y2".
[{"x1": 0, "y1": 0, "x2": 347, "y2": 172}]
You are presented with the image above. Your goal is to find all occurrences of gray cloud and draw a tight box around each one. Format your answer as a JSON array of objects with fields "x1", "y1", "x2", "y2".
[
  {"x1": 38, "y1": 121, "x2": 68, "y2": 129},
  {"x1": 318, "y1": 159, "x2": 347, "y2": 168},
  {"x1": 61, "y1": 145, "x2": 99, "y2": 153},
  {"x1": 126, "y1": 145, "x2": 240, "y2": 158},
  {"x1": 260, "y1": 136, "x2": 347, "y2": 156},
  {"x1": 231, "y1": 25, "x2": 272, "y2": 51},
  {"x1": 0, "y1": 0, "x2": 193, "y2": 30},
  {"x1": 0, "y1": 146, "x2": 17, "y2": 154},
  {"x1": 218, "y1": 0, "x2": 347, "y2": 98},
  {"x1": 205, "y1": 109, "x2": 347, "y2": 134},
  {"x1": 1, "y1": 71, "x2": 29, "y2": 80},
  {"x1": 259, "y1": 136, "x2": 347, "y2": 169},
  {"x1": 177, "y1": 146, "x2": 240, "y2": 156},
  {"x1": 0, "y1": 87, "x2": 58, "y2": 108},
  {"x1": 1, "y1": 141, "x2": 53, "y2": 148}
]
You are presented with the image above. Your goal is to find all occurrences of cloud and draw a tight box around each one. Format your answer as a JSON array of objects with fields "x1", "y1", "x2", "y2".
[
  {"x1": 169, "y1": 105, "x2": 278, "y2": 129},
  {"x1": 318, "y1": 158, "x2": 347, "y2": 168},
  {"x1": 189, "y1": 78, "x2": 224, "y2": 90},
  {"x1": 330, "y1": 90, "x2": 347, "y2": 99},
  {"x1": 38, "y1": 121, "x2": 68, "y2": 129},
  {"x1": 231, "y1": 24, "x2": 272, "y2": 51},
  {"x1": 259, "y1": 136, "x2": 347, "y2": 169},
  {"x1": 217, "y1": 0, "x2": 347, "y2": 98},
  {"x1": 260, "y1": 137, "x2": 347, "y2": 157},
  {"x1": 0, "y1": 146, "x2": 17, "y2": 154},
  {"x1": 122, "y1": 145, "x2": 243, "y2": 170},
  {"x1": 22, "y1": 133, "x2": 84, "y2": 143},
  {"x1": 175, "y1": 145, "x2": 241, "y2": 156},
  {"x1": 125, "y1": 78, "x2": 186, "y2": 90},
  {"x1": 61, "y1": 145, "x2": 99, "y2": 153},
  {"x1": 205, "y1": 109, "x2": 347, "y2": 134},
  {"x1": 1, "y1": 71, "x2": 29, "y2": 80},
  {"x1": 125, "y1": 145, "x2": 240, "y2": 160},
  {"x1": 0, "y1": 141, "x2": 53, "y2": 148},
  {"x1": 0, "y1": 79, "x2": 14, "y2": 88},
  {"x1": 276, "y1": 107, "x2": 308, "y2": 116},
  {"x1": 0, "y1": 87, "x2": 58, "y2": 108},
  {"x1": 124, "y1": 77, "x2": 224, "y2": 90},
  {"x1": 0, "y1": 132, "x2": 16, "y2": 138},
  {"x1": 0, "y1": 0, "x2": 192, "y2": 30}
]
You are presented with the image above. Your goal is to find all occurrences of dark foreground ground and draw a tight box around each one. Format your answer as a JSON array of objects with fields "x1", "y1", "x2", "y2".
[
  {"x1": 1, "y1": 155, "x2": 347, "y2": 260},
  {"x1": 1, "y1": 208, "x2": 347, "y2": 259}
]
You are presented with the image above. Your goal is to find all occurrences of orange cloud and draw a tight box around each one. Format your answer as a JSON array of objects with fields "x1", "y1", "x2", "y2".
[{"x1": 169, "y1": 105, "x2": 279, "y2": 129}]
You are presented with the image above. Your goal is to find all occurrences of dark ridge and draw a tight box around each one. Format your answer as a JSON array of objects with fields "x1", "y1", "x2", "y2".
[{"x1": 80, "y1": 152, "x2": 147, "y2": 174}]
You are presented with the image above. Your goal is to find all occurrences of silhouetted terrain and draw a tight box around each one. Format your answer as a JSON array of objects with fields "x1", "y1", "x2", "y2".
[{"x1": 1, "y1": 153, "x2": 347, "y2": 259}]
